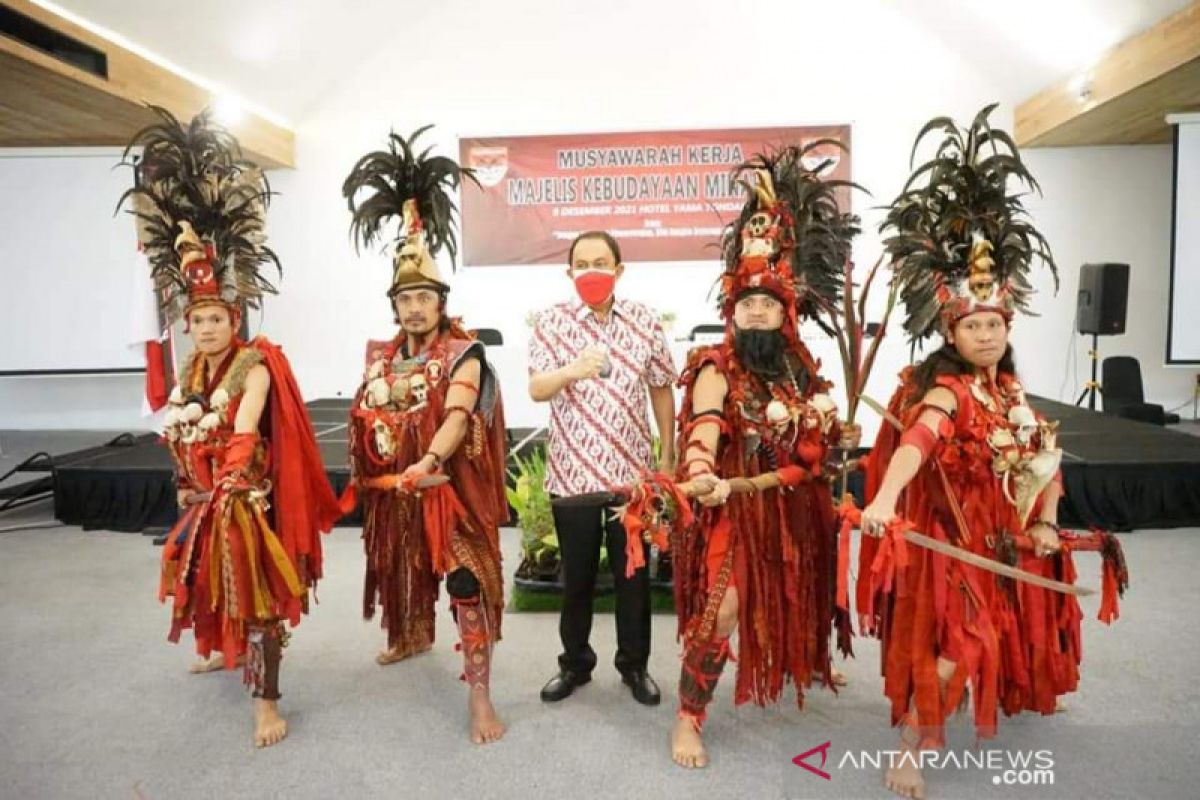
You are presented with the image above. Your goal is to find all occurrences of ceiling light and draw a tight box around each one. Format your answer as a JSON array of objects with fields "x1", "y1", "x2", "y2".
[{"x1": 213, "y1": 95, "x2": 244, "y2": 126}]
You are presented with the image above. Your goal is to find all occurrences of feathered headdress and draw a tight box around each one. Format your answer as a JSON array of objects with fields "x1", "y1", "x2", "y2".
[
  {"x1": 117, "y1": 106, "x2": 279, "y2": 325},
  {"x1": 718, "y1": 140, "x2": 862, "y2": 343},
  {"x1": 883, "y1": 103, "x2": 1057, "y2": 343},
  {"x1": 342, "y1": 125, "x2": 477, "y2": 297}
]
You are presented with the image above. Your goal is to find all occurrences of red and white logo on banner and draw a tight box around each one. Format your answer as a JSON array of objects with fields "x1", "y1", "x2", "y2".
[{"x1": 468, "y1": 146, "x2": 509, "y2": 188}]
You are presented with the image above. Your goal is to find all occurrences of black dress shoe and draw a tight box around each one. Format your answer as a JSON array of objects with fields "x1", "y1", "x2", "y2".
[
  {"x1": 621, "y1": 669, "x2": 661, "y2": 706},
  {"x1": 540, "y1": 670, "x2": 591, "y2": 702}
]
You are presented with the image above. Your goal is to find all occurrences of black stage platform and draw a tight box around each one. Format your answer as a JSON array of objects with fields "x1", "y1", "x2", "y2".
[
  {"x1": 44, "y1": 396, "x2": 1200, "y2": 533},
  {"x1": 1029, "y1": 396, "x2": 1200, "y2": 530}
]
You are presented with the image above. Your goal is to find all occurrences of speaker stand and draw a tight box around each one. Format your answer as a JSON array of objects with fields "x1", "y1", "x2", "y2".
[
  {"x1": 1074, "y1": 333, "x2": 1101, "y2": 410},
  {"x1": 1193, "y1": 373, "x2": 1199, "y2": 422}
]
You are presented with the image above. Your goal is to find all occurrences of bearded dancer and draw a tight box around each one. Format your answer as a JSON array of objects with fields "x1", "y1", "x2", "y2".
[{"x1": 669, "y1": 145, "x2": 862, "y2": 768}]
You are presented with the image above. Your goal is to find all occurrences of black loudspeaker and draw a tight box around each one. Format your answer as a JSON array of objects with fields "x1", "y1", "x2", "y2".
[{"x1": 1076, "y1": 263, "x2": 1129, "y2": 335}]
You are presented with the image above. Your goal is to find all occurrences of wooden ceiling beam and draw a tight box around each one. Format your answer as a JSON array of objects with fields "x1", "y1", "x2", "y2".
[
  {"x1": 1015, "y1": 1, "x2": 1200, "y2": 147},
  {"x1": 0, "y1": 0, "x2": 294, "y2": 167}
]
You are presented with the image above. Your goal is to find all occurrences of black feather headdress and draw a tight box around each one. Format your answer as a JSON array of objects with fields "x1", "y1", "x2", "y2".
[
  {"x1": 882, "y1": 103, "x2": 1057, "y2": 343},
  {"x1": 342, "y1": 125, "x2": 477, "y2": 295},
  {"x1": 719, "y1": 140, "x2": 863, "y2": 337},
  {"x1": 117, "y1": 105, "x2": 280, "y2": 324}
]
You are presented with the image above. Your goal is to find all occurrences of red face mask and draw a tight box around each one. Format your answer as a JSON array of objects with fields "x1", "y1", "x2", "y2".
[{"x1": 574, "y1": 271, "x2": 616, "y2": 306}]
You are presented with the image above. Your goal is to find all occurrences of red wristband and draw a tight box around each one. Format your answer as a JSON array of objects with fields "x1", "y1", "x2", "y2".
[{"x1": 217, "y1": 432, "x2": 259, "y2": 481}]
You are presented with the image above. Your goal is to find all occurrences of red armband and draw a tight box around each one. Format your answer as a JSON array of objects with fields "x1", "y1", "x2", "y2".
[{"x1": 898, "y1": 424, "x2": 939, "y2": 461}]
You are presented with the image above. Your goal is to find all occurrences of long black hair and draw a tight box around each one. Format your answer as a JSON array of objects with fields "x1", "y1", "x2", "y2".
[{"x1": 909, "y1": 341, "x2": 1017, "y2": 400}]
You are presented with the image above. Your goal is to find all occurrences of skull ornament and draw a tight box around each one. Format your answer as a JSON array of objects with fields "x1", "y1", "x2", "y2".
[
  {"x1": 809, "y1": 393, "x2": 837, "y2": 434},
  {"x1": 426, "y1": 361, "x2": 443, "y2": 385},
  {"x1": 1008, "y1": 405, "x2": 1038, "y2": 446},
  {"x1": 181, "y1": 402, "x2": 204, "y2": 424},
  {"x1": 373, "y1": 419, "x2": 396, "y2": 459},
  {"x1": 967, "y1": 234, "x2": 997, "y2": 303},
  {"x1": 196, "y1": 412, "x2": 220, "y2": 442},
  {"x1": 740, "y1": 212, "x2": 778, "y2": 258},
  {"x1": 210, "y1": 388, "x2": 231, "y2": 422},
  {"x1": 366, "y1": 377, "x2": 390, "y2": 408},
  {"x1": 746, "y1": 211, "x2": 772, "y2": 238},
  {"x1": 765, "y1": 399, "x2": 791, "y2": 435},
  {"x1": 410, "y1": 374, "x2": 429, "y2": 408}
]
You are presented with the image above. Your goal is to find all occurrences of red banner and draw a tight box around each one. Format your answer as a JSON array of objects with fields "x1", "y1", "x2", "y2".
[{"x1": 459, "y1": 125, "x2": 851, "y2": 266}]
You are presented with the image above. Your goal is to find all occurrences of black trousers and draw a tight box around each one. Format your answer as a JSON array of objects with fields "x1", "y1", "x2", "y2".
[{"x1": 551, "y1": 495, "x2": 651, "y2": 676}]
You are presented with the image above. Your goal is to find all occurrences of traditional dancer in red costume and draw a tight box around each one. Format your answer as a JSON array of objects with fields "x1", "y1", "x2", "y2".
[
  {"x1": 669, "y1": 145, "x2": 862, "y2": 767},
  {"x1": 122, "y1": 107, "x2": 342, "y2": 748},
  {"x1": 858, "y1": 106, "x2": 1125, "y2": 798},
  {"x1": 342, "y1": 128, "x2": 510, "y2": 744}
]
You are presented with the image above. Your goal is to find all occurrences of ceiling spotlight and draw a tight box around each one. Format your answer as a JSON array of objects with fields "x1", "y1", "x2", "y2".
[{"x1": 213, "y1": 95, "x2": 244, "y2": 125}]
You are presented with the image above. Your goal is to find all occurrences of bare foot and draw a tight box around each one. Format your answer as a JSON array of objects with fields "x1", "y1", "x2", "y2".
[
  {"x1": 375, "y1": 641, "x2": 432, "y2": 666},
  {"x1": 468, "y1": 688, "x2": 506, "y2": 744},
  {"x1": 253, "y1": 699, "x2": 288, "y2": 748},
  {"x1": 884, "y1": 749, "x2": 925, "y2": 799},
  {"x1": 189, "y1": 655, "x2": 225, "y2": 674},
  {"x1": 810, "y1": 666, "x2": 849, "y2": 686},
  {"x1": 189, "y1": 654, "x2": 245, "y2": 674},
  {"x1": 671, "y1": 714, "x2": 708, "y2": 768}
]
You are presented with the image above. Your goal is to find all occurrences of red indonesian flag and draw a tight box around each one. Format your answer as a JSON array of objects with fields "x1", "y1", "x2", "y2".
[
  {"x1": 128, "y1": 247, "x2": 171, "y2": 414},
  {"x1": 460, "y1": 126, "x2": 851, "y2": 266}
]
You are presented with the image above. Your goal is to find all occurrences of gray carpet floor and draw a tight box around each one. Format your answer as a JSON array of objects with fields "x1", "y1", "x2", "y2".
[{"x1": 2, "y1": 495, "x2": 1199, "y2": 799}]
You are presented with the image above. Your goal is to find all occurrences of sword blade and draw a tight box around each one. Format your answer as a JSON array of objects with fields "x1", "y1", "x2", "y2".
[{"x1": 904, "y1": 530, "x2": 1093, "y2": 597}]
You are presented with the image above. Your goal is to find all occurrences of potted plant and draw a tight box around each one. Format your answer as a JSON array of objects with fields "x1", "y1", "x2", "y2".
[{"x1": 509, "y1": 448, "x2": 561, "y2": 588}]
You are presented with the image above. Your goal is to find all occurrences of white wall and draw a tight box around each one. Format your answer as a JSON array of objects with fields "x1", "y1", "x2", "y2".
[{"x1": 1016, "y1": 145, "x2": 1195, "y2": 413}]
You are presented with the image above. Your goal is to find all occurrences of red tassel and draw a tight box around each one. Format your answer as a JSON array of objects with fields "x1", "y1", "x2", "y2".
[
  {"x1": 620, "y1": 473, "x2": 694, "y2": 578},
  {"x1": 891, "y1": 518, "x2": 912, "y2": 572},
  {"x1": 421, "y1": 483, "x2": 467, "y2": 574},
  {"x1": 144, "y1": 340, "x2": 169, "y2": 412},
  {"x1": 871, "y1": 533, "x2": 896, "y2": 595},
  {"x1": 622, "y1": 507, "x2": 648, "y2": 577},
  {"x1": 336, "y1": 483, "x2": 358, "y2": 516},
  {"x1": 1098, "y1": 561, "x2": 1120, "y2": 623},
  {"x1": 835, "y1": 495, "x2": 858, "y2": 612}
]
